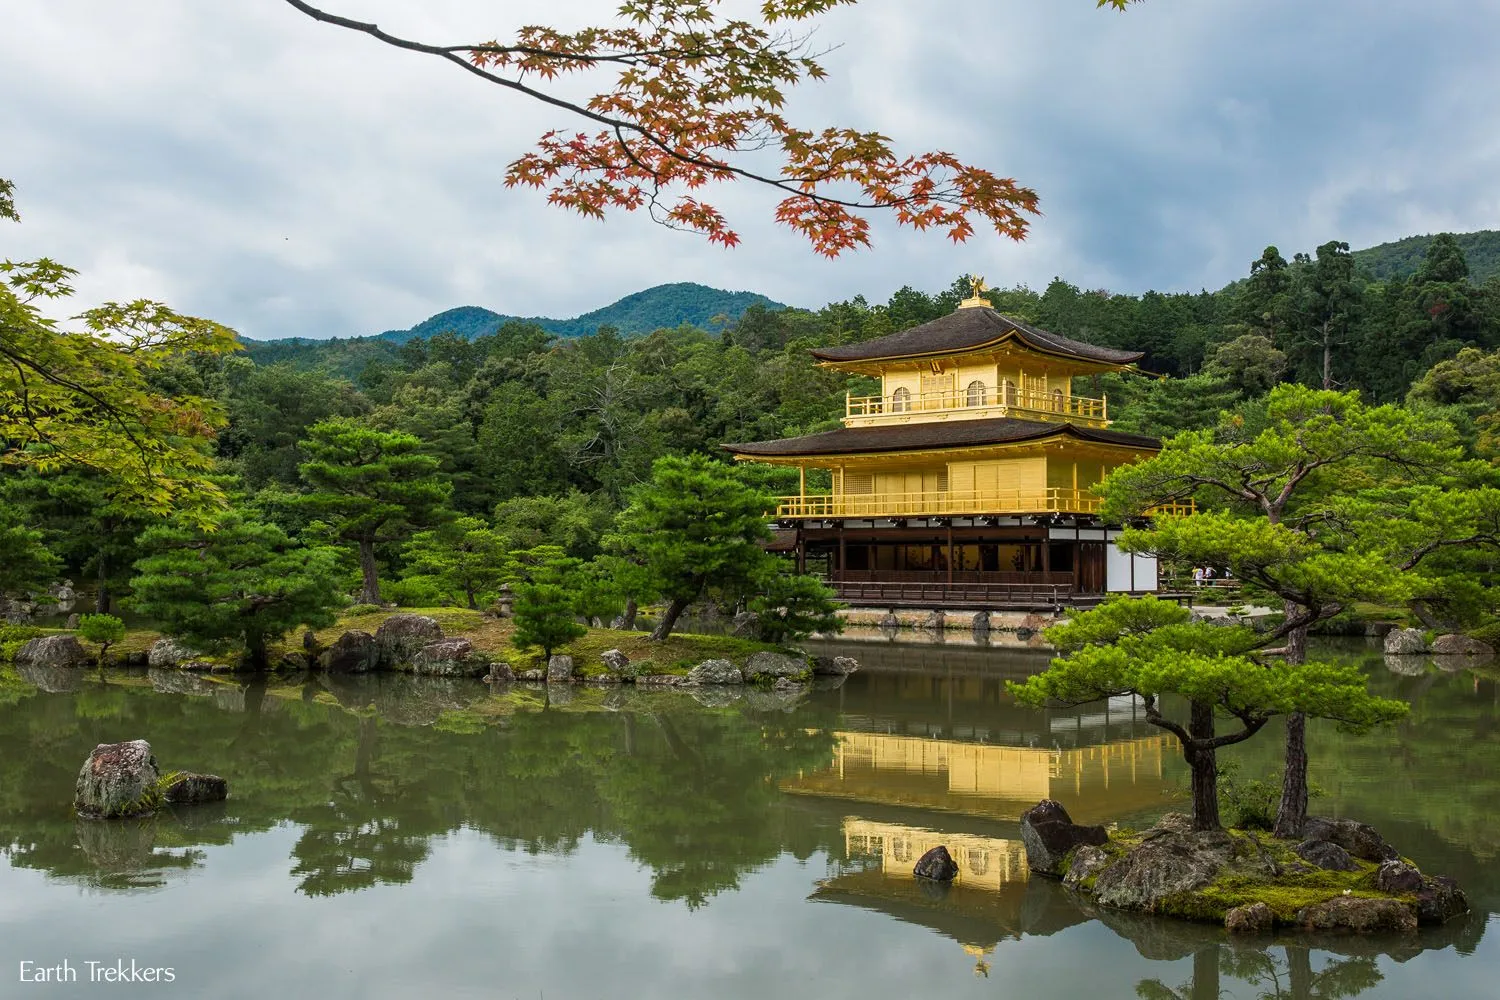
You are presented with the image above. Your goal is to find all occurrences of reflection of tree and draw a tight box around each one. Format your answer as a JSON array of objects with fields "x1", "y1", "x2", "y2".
[
  {"x1": 1136, "y1": 945, "x2": 1383, "y2": 1000},
  {"x1": 1221, "y1": 946, "x2": 1381, "y2": 999}
]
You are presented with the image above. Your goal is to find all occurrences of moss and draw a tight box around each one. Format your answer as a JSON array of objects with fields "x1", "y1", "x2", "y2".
[{"x1": 433, "y1": 709, "x2": 486, "y2": 735}]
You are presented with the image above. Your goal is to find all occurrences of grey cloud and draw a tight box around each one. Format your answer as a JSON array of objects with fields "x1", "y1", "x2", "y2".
[{"x1": 3, "y1": 0, "x2": 1499, "y2": 339}]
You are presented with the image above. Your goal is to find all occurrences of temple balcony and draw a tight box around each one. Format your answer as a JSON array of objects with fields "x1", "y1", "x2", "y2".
[
  {"x1": 773, "y1": 489, "x2": 1192, "y2": 520},
  {"x1": 844, "y1": 387, "x2": 1108, "y2": 428}
]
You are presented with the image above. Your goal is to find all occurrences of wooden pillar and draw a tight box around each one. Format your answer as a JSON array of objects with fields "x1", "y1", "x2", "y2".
[
  {"x1": 1041, "y1": 526, "x2": 1051, "y2": 584},
  {"x1": 796, "y1": 527, "x2": 806, "y2": 575},
  {"x1": 837, "y1": 522, "x2": 846, "y2": 580},
  {"x1": 946, "y1": 522, "x2": 954, "y2": 585},
  {"x1": 799, "y1": 465, "x2": 806, "y2": 502}
]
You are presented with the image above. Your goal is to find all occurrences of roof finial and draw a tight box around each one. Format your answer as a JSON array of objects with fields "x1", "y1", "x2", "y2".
[{"x1": 959, "y1": 274, "x2": 992, "y2": 309}]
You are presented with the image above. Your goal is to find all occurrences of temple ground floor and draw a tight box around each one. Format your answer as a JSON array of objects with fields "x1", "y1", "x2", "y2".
[{"x1": 774, "y1": 514, "x2": 1161, "y2": 610}]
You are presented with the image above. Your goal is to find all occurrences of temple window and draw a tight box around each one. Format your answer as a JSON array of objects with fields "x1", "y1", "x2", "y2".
[
  {"x1": 891, "y1": 386, "x2": 911, "y2": 412},
  {"x1": 966, "y1": 380, "x2": 986, "y2": 406}
]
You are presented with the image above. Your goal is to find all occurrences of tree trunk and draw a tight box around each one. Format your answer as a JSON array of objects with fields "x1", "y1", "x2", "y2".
[
  {"x1": 358, "y1": 540, "x2": 381, "y2": 605},
  {"x1": 465, "y1": 583, "x2": 478, "y2": 610},
  {"x1": 650, "y1": 596, "x2": 689, "y2": 641},
  {"x1": 1322, "y1": 320, "x2": 1333, "y2": 390},
  {"x1": 619, "y1": 597, "x2": 639, "y2": 631},
  {"x1": 1274, "y1": 607, "x2": 1311, "y2": 838},
  {"x1": 1188, "y1": 699, "x2": 1221, "y2": 831},
  {"x1": 95, "y1": 553, "x2": 111, "y2": 615},
  {"x1": 246, "y1": 634, "x2": 270, "y2": 671},
  {"x1": 1410, "y1": 597, "x2": 1457, "y2": 631}
]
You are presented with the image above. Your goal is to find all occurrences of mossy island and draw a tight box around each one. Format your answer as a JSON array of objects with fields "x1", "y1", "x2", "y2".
[{"x1": 1019, "y1": 800, "x2": 1468, "y2": 936}]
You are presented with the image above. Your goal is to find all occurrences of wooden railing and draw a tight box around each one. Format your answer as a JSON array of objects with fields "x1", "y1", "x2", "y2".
[
  {"x1": 831, "y1": 579, "x2": 1076, "y2": 608},
  {"x1": 774, "y1": 490, "x2": 1196, "y2": 519},
  {"x1": 846, "y1": 386, "x2": 1108, "y2": 426}
]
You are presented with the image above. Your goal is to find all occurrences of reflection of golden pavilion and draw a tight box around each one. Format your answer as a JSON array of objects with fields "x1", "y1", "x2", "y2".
[
  {"x1": 785, "y1": 731, "x2": 1173, "y2": 824},
  {"x1": 844, "y1": 818, "x2": 1028, "y2": 891}
]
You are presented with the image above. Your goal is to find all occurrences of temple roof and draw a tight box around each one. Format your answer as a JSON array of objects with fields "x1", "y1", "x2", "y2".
[
  {"x1": 723, "y1": 416, "x2": 1159, "y2": 458},
  {"x1": 808, "y1": 308, "x2": 1144, "y2": 366}
]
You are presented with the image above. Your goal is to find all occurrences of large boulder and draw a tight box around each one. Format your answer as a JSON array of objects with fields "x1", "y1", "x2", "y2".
[
  {"x1": 75, "y1": 741, "x2": 162, "y2": 820},
  {"x1": 1294, "y1": 839, "x2": 1359, "y2": 872},
  {"x1": 913, "y1": 845, "x2": 959, "y2": 881},
  {"x1": 1301, "y1": 817, "x2": 1399, "y2": 862},
  {"x1": 318, "y1": 630, "x2": 379, "y2": 673},
  {"x1": 411, "y1": 638, "x2": 489, "y2": 677},
  {"x1": 547, "y1": 654, "x2": 575, "y2": 682},
  {"x1": 485, "y1": 661, "x2": 514, "y2": 684},
  {"x1": 684, "y1": 658, "x2": 743, "y2": 685},
  {"x1": 1413, "y1": 876, "x2": 1469, "y2": 925},
  {"x1": 161, "y1": 772, "x2": 228, "y2": 806},
  {"x1": 1297, "y1": 896, "x2": 1416, "y2": 934},
  {"x1": 1091, "y1": 830, "x2": 1233, "y2": 911},
  {"x1": 1383, "y1": 628, "x2": 1428, "y2": 655},
  {"x1": 147, "y1": 638, "x2": 212, "y2": 670},
  {"x1": 1375, "y1": 860, "x2": 1425, "y2": 894},
  {"x1": 811, "y1": 655, "x2": 859, "y2": 676},
  {"x1": 374, "y1": 614, "x2": 443, "y2": 666},
  {"x1": 1020, "y1": 799, "x2": 1109, "y2": 877},
  {"x1": 1063, "y1": 845, "x2": 1110, "y2": 890},
  {"x1": 1224, "y1": 902, "x2": 1275, "y2": 935},
  {"x1": 1432, "y1": 633, "x2": 1493, "y2": 657},
  {"x1": 730, "y1": 612, "x2": 761, "y2": 639},
  {"x1": 600, "y1": 649, "x2": 633, "y2": 678},
  {"x1": 16, "y1": 634, "x2": 91, "y2": 668},
  {"x1": 742, "y1": 651, "x2": 809, "y2": 682}
]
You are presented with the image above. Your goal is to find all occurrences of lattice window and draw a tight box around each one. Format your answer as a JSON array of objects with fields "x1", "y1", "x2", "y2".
[
  {"x1": 891, "y1": 387, "x2": 911, "y2": 412},
  {"x1": 966, "y1": 380, "x2": 986, "y2": 406},
  {"x1": 845, "y1": 472, "x2": 874, "y2": 494}
]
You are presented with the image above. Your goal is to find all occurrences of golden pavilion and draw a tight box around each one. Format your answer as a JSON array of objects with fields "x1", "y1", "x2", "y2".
[{"x1": 724, "y1": 279, "x2": 1180, "y2": 607}]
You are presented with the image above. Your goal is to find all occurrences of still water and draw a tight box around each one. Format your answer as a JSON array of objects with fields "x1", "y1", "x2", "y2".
[{"x1": 0, "y1": 638, "x2": 1496, "y2": 999}]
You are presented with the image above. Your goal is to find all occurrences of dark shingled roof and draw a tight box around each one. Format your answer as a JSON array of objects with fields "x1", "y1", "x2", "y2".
[
  {"x1": 723, "y1": 417, "x2": 1160, "y2": 457},
  {"x1": 809, "y1": 308, "x2": 1144, "y2": 365}
]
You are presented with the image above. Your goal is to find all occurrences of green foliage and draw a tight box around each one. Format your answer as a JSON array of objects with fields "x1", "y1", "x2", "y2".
[
  {"x1": 130, "y1": 510, "x2": 346, "y2": 668},
  {"x1": 382, "y1": 576, "x2": 445, "y2": 608},
  {"x1": 613, "y1": 454, "x2": 774, "y2": 639},
  {"x1": 1, "y1": 178, "x2": 239, "y2": 517},
  {"x1": 0, "y1": 624, "x2": 44, "y2": 662},
  {"x1": 401, "y1": 516, "x2": 512, "y2": 610},
  {"x1": 748, "y1": 566, "x2": 843, "y2": 644},
  {"x1": 1354, "y1": 229, "x2": 1500, "y2": 284},
  {"x1": 1467, "y1": 620, "x2": 1500, "y2": 647},
  {"x1": 77, "y1": 614, "x2": 126, "y2": 660},
  {"x1": 0, "y1": 508, "x2": 60, "y2": 595},
  {"x1": 1043, "y1": 593, "x2": 1195, "y2": 652},
  {"x1": 510, "y1": 582, "x2": 587, "y2": 660},
  {"x1": 296, "y1": 418, "x2": 451, "y2": 603}
]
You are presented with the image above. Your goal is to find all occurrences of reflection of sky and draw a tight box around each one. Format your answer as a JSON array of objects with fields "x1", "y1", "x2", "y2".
[{"x1": 2, "y1": 828, "x2": 1496, "y2": 1000}]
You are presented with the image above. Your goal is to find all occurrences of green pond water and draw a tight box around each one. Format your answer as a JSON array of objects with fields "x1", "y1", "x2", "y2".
[{"x1": 0, "y1": 637, "x2": 1496, "y2": 999}]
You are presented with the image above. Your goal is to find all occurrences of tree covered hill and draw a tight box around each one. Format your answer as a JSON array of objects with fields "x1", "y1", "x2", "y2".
[
  {"x1": 245, "y1": 282, "x2": 785, "y2": 348},
  {"x1": 1354, "y1": 231, "x2": 1500, "y2": 283}
]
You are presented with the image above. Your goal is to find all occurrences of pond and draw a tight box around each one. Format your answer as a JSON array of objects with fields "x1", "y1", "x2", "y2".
[{"x1": 1, "y1": 638, "x2": 1496, "y2": 998}]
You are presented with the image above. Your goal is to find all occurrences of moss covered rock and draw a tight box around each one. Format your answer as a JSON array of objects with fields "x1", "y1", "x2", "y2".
[{"x1": 75, "y1": 741, "x2": 162, "y2": 820}]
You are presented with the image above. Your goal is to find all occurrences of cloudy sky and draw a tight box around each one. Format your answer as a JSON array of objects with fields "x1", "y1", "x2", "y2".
[{"x1": 4, "y1": 0, "x2": 1498, "y2": 340}]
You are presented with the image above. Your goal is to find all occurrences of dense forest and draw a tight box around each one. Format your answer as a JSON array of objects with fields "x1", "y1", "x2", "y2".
[{"x1": 7, "y1": 226, "x2": 1500, "y2": 633}]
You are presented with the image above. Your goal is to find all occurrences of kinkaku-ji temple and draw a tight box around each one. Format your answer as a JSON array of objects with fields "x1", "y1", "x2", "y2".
[{"x1": 725, "y1": 278, "x2": 1189, "y2": 609}]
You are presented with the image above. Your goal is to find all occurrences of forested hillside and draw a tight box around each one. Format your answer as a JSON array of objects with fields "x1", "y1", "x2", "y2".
[{"x1": 1355, "y1": 231, "x2": 1500, "y2": 283}]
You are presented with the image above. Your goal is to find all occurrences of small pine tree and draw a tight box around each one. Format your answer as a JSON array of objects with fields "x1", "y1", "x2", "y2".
[
  {"x1": 511, "y1": 582, "x2": 587, "y2": 661},
  {"x1": 749, "y1": 566, "x2": 844, "y2": 644},
  {"x1": 401, "y1": 515, "x2": 512, "y2": 609},
  {"x1": 77, "y1": 613, "x2": 126, "y2": 665}
]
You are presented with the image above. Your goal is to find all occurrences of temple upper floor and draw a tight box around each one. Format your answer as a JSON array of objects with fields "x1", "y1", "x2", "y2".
[{"x1": 810, "y1": 289, "x2": 1143, "y2": 430}]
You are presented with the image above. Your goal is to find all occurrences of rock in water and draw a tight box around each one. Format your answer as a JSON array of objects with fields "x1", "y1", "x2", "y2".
[
  {"x1": 374, "y1": 614, "x2": 443, "y2": 666},
  {"x1": 685, "y1": 658, "x2": 742, "y2": 685},
  {"x1": 1225, "y1": 902, "x2": 1275, "y2": 935},
  {"x1": 75, "y1": 741, "x2": 162, "y2": 820},
  {"x1": 1301, "y1": 817, "x2": 1399, "y2": 862},
  {"x1": 810, "y1": 655, "x2": 859, "y2": 676},
  {"x1": 1063, "y1": 845, "x2": 1110, "y2": 890},
  {"x1": 1020, "y1": 799, "x2": 1109, "y2": 877},
  {"x1": 1294, "y1": 839, "x2": 1359, "y2": 871},
  {"x1": 15, "y1": 634, "x2": 91, "y2": 668},
  {"x1": 147, "y1": 637, "x2": 214, "y2": 670},
  {"x1": 600, "y1": 649, "x2": 632, "y2": 677},
  {"x1": 319, "y1": 630, "x2": 379, "y2": 673},
  {"x1": 411, "y1": 638, "x2": 489, "y2": 677},
  {"x1": 1414, "y1": 876, "x2": 1469, "y2": 924},
  {"x1": 1298, "y1": 897, "x2": 1416, "y2": 933},
  {"x1": 1375, "y1": 860, "x2": 1425, "y2": 894},
  {"x1": 742, "y1": 651, "x2": 809, "y2": 681},
  {"x1": 1091, "y1": 829, "x2": 1233, "y2": 911},
  {"x1": 913, "y1": 845, "x2": 959, "y2": 881},
  {"x1": 161, "y1": 772, "x2": 228, "y2": 805},
  {"x1": 485, "y1": 661, "x2": 514, "y2": 684},
  {"x1": 1383, "y1": 628, "x2": 1428, "y2": 655},
  {"x1": 730, "y1": 612, "x2": 761, "y2": 639},
  {"x1": 1431, "y1": 633, "x2": 1493, "y2": 656}
]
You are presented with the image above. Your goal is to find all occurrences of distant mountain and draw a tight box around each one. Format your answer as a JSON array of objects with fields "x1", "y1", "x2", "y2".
[
  {"x1": 1353, "y1": 230, "x2": 1500, "y2": 283},
  {"x1": 247, "y1": 282, "x2": 786, "y2": 346}
]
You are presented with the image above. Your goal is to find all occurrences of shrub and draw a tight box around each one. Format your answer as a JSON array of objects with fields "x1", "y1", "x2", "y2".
[
  {"x1": 384, "y1": 576, "x2": 444, "y2": 608},
  {"x1": 1467, "y1": 620, "x2": 1500, "y2": 648},
  {"x1": 78, "y1": 614, "x2": 126, "y2": 661}
]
